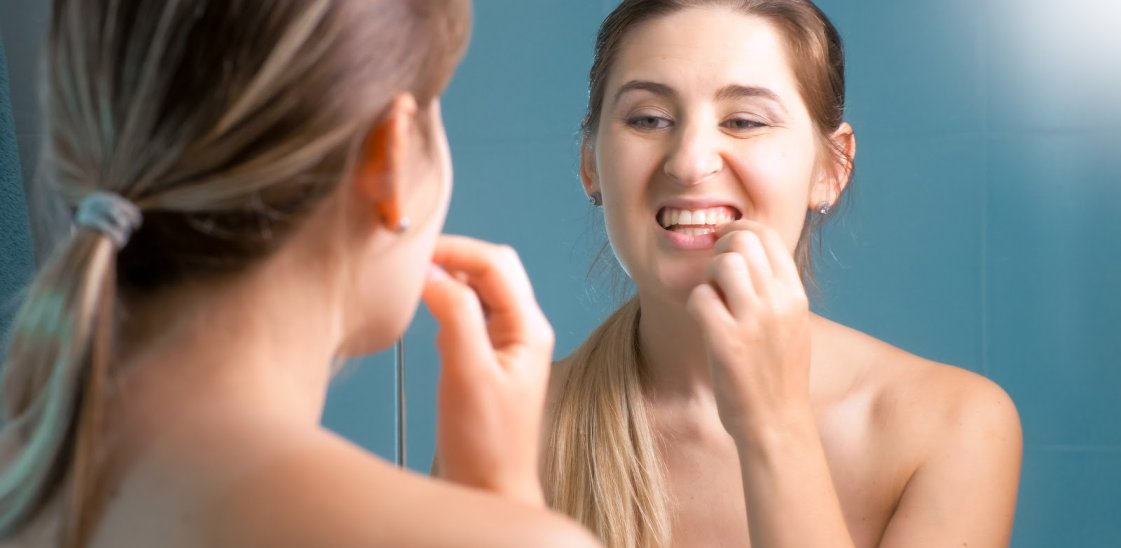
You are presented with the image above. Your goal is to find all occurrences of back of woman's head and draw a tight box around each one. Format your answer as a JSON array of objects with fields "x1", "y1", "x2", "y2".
[{"x1": 0, "y1": 0, "x2": 469, "y2": 545}]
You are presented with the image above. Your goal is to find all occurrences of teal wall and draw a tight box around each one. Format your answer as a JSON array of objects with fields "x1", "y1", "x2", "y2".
[
  {"x1": 0, "y1": 36, "x2": 33, "y2": 338},
  {"x1": 2, "y1": 1, "x2": 1119, "y2": 545}
]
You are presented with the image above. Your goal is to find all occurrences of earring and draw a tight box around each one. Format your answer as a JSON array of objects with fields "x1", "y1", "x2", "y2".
[
  {"x1": 589, "y1": 192, "x2": 603, "y2": 207},
  {"x1": 816, "y1": 201, "x2": 832, "y2": 216},
  {"x1": 381, "y1": 212, "x2": 411, "y2": 234}
]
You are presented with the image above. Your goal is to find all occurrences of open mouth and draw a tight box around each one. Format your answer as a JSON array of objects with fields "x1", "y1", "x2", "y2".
[{"x1": 657, "y1": 205, "x2": 742, "y2": 235}]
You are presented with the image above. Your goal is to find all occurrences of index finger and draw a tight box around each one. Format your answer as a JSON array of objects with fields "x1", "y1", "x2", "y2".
[
  {"x1": 714, "y1": 220, "x2": 801, "y2": 285},
  {"x1": 431, "y1": 235, "x2": 545, "y2": 344}
]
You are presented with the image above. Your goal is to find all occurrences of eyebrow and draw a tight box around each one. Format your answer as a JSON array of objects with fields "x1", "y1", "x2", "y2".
[
  {"x1": 613, "y1": 80, "x2": 675, "y2": 103},
  {"x1": 715, "y1": 84, "x2": 784, "y2": 109},
  {"x1": 614, "y1": 80, "x2": 787, "y2": 112}
]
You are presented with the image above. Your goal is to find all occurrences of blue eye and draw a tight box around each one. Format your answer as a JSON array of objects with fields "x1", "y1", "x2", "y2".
[
  {"x1": 722, "y1": 118, "x2": 766, "y2": 131},
  {"x1": 627, "y1": 115, "x2": 672, "y2": 130}
]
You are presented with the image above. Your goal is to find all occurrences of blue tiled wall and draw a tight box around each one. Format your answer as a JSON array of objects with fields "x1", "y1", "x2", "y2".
[
  {"x1": 379, "y1": 1, "x2": 1119, "y2": 545},
  {"x1": 2, "y1": 1, "x2": 1118, "y2": 545},
  {"x1": 0, "y1": 36, "x2": 33, "y2": 339}
]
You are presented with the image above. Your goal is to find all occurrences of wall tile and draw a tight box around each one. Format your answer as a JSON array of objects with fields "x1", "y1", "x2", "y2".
[
  {"x1": 1013, "y1": 447, "x2": 1121, "y2": 547},
  {"x1": 818, "y1": 0, "x2": 983, "y2": 134},
  {"x1": 321, "y1": 351, "x2": 399, "y2": 461},
  {"x1": 0, "y1": 0, "x2": 50, "y2": 134},
  {"x1": 14, "y1": 131, "x2": 36, "y2": 182},
  {"x1": 442, "y1": 0, "x2": 602, "y2": 145},
  {"x1": 984, "y1": 0, "x2": 1121, "y2": 131},
  {"x1": 815, "y1": 132, "x2": 985, "y2": 370},
  {"x1": 986, "y1": 134, "x2": 1121, "y2": 446}
]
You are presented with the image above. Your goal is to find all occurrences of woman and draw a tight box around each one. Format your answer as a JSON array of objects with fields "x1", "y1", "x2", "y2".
[
  {"x1": 0, "y1": 1, "x2": 598, "y2": 547},
  {"x1": 543, "y1": 1, "x2": 1022, "y2": 547}
]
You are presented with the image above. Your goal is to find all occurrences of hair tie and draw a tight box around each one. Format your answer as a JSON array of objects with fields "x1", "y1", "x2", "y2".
[{"x1": 75, "y1": 191, "x2": 143, "y2": 250}]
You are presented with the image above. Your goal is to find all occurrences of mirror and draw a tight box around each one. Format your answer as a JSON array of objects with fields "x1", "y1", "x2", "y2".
[{"x1": 0, "y1": 1, "x2": 1117, "y2": 546}]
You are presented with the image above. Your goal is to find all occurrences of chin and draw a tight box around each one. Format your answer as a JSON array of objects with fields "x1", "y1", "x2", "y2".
[
  {"x1": 341, "y1": 309, "x2": 416, "y2": 359},
  {"x1": 636, "y1": 257, "x2": 711, "y2": 307}
]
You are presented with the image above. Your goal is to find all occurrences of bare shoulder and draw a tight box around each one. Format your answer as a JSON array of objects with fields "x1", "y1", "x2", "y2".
[
  {"x1": 207, "y1": 428, "x2": 599, "y2": 548},
  {"x1": 814, "y1": 316, "x2": 1023, "y2": 544},
  {"x1": 813, "y1": 315, "x2": 1022, "y2": 454}
]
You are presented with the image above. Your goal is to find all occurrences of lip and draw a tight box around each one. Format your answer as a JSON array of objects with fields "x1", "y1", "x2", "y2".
[
  {"x1": 653, "y1": 198, "x2": 743, "y2": 251},
  {"x1": 659, "y1": 225, "x2": 720, "y2": 250}
]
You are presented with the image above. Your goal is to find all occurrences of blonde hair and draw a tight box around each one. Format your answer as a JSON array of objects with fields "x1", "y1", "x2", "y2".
[
  {"x1": 0, "y1": 0, "x2": 469, "y2": 546},
  {"x1": 544, "y1": 1, "x2": 849, "y2": 546},
  {"x1": 543, "y1": 299, "x2": 669, "y2": 548}
]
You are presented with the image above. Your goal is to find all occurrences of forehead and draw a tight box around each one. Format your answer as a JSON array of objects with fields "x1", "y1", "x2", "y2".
[{"x1": 609, "y1": 6, "x2": 802, "y2": 102}]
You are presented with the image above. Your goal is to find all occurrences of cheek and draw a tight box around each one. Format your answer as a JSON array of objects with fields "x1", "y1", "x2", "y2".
[
  {"x1": 595, "y1": 137, "x2": 657, "y2": 267},
  {"x1": 596, "y1": 135, "x2": 654, "y2": 200},
  {"x1": 730, "y1": 136, "x2": 818, "y2": 250},
  {"x1": 342, "y1": 179, "x2": 450, "y2": 358}
]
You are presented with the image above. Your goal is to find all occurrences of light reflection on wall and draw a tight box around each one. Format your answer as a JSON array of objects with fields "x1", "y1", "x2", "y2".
[{"x1": 988, "y1": 0, "x2": 1121, "y2": 129}]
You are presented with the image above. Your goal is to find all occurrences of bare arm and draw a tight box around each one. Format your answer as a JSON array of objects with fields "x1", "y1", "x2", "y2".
[
  {"x1": 733, "y1": 380, "x2": 1021, "y2": 548},
  {"x1": 878, "y1": 380, "x2": 1022, "y2": 547},
  {"x1": 733, "y1": 410, "x2": 856, "y2": 547},
  {"x1": 690, "y1": 222, "x2": 1020, "y2": 547},
  {"x1": 689, "y1": 222, "x2": 856, "y2": 547}
]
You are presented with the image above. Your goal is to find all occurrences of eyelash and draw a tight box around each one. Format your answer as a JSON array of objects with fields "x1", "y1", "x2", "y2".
[
  {"x1": 721, "y1": 118, "x2": 767, "y2": 131},
  {"x1": 626, "y1": 115, "x2": 672, "y2": 131},
  {"x1": 624, "y1": 114, "x2": 768, "y2": 132}
]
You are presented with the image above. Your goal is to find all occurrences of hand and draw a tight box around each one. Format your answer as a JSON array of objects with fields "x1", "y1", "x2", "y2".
[
  {"x1": 422, "y1": 236, "x2": 554, "y2": 507},
  {"x1": 685, "y1": 221, "x2": 813, "y2": 443}
]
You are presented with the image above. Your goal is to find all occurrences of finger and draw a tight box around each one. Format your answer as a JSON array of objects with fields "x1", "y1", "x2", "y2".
[
  {"x1": 716, "y1": 220, "x2": 801, "y2": 289},
  {"x1": 686, "y1": 283, "x2": 733, "y2": 340},
  {"x1": 718, "y1": 229, "x2": 774, "y2": 284},
  {"x1": 431, "y1": 236, "x2": 546, "y2": 348},
  {"x1": 422, "y1": 265, "x2": 493, "y2": 376},
  {"x1": 755, "y1": 227, "x2": 804, "y2": 289},
  {"x1": 708, "y1": 252, "x2": 757, "y2": 316},
  {"x1": 714, "y1": 218, "x2": 769, "y2": 240}
]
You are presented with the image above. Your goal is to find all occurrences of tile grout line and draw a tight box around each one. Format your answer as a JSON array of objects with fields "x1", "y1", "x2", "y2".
[
  {"x1": 978, "y1": 4, "x2": 990, "y2": 378},
  {"x1": 1027, "y1": 444, "x2": 1121, "y2": 454}
]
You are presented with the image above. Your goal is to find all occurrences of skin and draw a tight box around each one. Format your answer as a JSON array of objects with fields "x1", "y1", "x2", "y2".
[
  {"x1": 557, "y1": 6, "x2": 1022, "y2": 547},
  {"x1": 3, "y1": 96, "x2": 598, "y2": 547}
]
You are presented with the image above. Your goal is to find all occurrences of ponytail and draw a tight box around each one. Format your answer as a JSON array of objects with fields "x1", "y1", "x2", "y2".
[
  {"x1": 543, "y1": 298, "x2": 672, "y2": 548},
  {"x1": 0, "y1": 231, "x2": 118, "y2": 547}
]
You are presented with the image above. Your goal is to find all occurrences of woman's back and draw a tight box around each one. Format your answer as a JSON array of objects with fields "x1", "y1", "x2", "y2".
[{"x1": 5, "y1": 408, "x2": 593, "y2": 548}]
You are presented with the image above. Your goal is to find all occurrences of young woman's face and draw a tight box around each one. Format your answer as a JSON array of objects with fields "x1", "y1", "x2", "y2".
[{"x1": 585, "y1": 6, "x2": 831, "y2": 304}]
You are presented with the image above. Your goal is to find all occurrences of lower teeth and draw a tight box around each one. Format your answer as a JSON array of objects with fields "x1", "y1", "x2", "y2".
[{"x1": 672, "y1": 227, "x2": 715, "y2": 236}]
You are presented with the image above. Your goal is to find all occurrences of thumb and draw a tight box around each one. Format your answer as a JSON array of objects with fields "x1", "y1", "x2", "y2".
[
  {"x1": 687, "y1": 283, "x2": 731, "y2": 344},
  {"x1": 422, "y1": 265, "x2": 493, "y2": 376}
]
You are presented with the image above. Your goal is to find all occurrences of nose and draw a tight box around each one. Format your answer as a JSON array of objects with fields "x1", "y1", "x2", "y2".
[{"x1": 664, "y1": 121, "x2": 723, "y2": 186}]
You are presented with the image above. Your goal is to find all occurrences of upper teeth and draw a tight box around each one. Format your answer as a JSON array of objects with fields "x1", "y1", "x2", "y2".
[{"x1": 659, "y1": 206, "x2": 738, "y2": 228}]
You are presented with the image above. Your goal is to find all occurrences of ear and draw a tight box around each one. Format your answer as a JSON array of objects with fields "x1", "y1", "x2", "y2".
[
  {"x1": 579, "y1": 138, "x2": 600, "y2": 199},
  {"x1": 810, "y1": 122, "x2": 856, "y2": 209},
  {"x1": 354, "y1": 94, "x2": 420, "y2": 230}
]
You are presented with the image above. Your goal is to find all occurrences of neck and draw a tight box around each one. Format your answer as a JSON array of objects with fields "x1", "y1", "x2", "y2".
[
  {"x1": 637, "y1": 292, "x2": 842, "y2": 412},
  {"x1": 636, "y1": 292, "x2": 717, "y2": 405},
  {"x1": 116, "y1": 238, "x2": 345, "y2": 430}
]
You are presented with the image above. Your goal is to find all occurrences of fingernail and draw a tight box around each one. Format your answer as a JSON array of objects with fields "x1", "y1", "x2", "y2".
[{"x1": 428, "y1": 264, "x2": 449, "y2": 281}]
